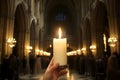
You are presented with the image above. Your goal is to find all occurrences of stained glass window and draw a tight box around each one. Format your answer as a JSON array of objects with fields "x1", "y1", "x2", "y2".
[{"x1": 55, "y1": 13, "x2": 66, "y2": 21}]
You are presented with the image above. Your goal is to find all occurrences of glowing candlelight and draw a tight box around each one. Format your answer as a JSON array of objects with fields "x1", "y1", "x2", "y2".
[
  {"x1": 53, "y1": 27, "x2": 67, "y2": 67},
  {"x1": 58, "y1": 27, "x2": 62, "y2": 38}
]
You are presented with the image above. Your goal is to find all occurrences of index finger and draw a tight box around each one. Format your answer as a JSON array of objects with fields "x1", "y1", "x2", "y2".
[{"x1": 48, "y1": 58, "x2": 54, "y2": 68}]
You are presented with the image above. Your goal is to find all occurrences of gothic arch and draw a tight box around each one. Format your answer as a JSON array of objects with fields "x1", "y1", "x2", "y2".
[
  {"x1": 44, "y1": 0, "x2": 78, "y2": 50},
  {"x1": 91, "y1": 1, "x2": 109, "y2": 57},
  {"x1": 13, "y1": 3, "x2": 28, "y2": 58},
  {"x1": 0, "y1": 0, "x2": 16, "y2": 57}
]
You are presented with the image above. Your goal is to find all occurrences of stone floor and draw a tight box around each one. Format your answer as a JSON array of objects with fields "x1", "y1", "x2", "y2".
[{"x1": 19, "y1": 70, "x2": 95, "y2": 80}]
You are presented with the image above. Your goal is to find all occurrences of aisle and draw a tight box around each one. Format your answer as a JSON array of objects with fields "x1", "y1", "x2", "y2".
[{"x1": 19, "y1": 70, "x2": 95, "y2": 80}]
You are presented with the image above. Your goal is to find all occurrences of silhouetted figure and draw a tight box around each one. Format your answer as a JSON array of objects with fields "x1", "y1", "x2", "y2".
[
  {"x1": 1, "y1": 55, "x2": 9, "y2": 80},
  {"x1": 103, "y1": 52, "x2": 109, "y2": 77},
  {"x1": 34, "y1": 55, "x2": 42, "y2": 74},
  {"x1": 29, "y1": 52, "x2": 35, "y2": 74},
  {"x1": 79, "y1": 53, "x2": 85, "y2": 75},
  {"x1": 106, "y1": 52, "x2": 120, "y2": 80},
  {"x1": 8, "y1": 54, "x2": 18, "y2": 80},
  {"x1": 22, "y1": 55, "x2": 27, "y2": 74},
  {"x1": 86, "y1": 53, "x2": 95, "y2": 76},
  {"x1": 15, "y1": 55, "x2": 20, "y2": 80},
  {"x1": 95, "y1": 57, "x2": 106, "y2": 80}
]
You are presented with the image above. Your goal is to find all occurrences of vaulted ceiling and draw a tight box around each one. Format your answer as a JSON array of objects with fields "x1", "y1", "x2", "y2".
[
  {"x1": 43, "y1": 0, "x2": 80, "y2": 49},
  {"x1": 44, "y1": 0, "x2": 79, "y2": 35}
]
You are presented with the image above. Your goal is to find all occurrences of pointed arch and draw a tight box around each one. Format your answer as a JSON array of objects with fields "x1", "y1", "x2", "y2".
[
  {"x1": 13, "y1": 2, "x2": 28, "y2": 58},
  {"x1": 44, "y1": 0, "x2": 78, "y2": 50},
  {"x1": 91, "y1": 1, "x2": 109, "y2": 57}
]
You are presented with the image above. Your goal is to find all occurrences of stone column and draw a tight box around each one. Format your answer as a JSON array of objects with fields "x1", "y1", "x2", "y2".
[
  {"x1": 39, "y1": 0, "x2": 44, "y2": 50},
  {"x1": 0, "y1": 15, "x2": 14, "y2": 57},
  {"x1": 34, "y1": 0, "x2": 41, "y2": 54},
  {"x1": 106, "y1": 0, "x2": 119, "y2": 53}
]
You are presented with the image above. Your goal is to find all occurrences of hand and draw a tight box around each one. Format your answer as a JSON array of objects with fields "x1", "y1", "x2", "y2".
[{"x1": 43, "y1": 58, "x2": 67, "y2": 80}]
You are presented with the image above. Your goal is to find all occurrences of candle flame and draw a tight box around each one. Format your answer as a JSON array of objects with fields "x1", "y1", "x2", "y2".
[{"x1": 58, "y1": 27, "x2": 62, "y2": 38}]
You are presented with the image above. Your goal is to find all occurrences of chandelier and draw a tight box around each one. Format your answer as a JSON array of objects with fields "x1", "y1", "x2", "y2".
[
  {"x1": 7, "y1": 38, "x2": 16, "y2": 48},
  {"x1": 108, "y1": 37, "x2": 117, "y2": 47},
  {"x1": 90, "y1": 45, "x2": 96, "y2": 53},
  {"x1": 26, "y1": 46, "x2": 33, "y2": 53}
]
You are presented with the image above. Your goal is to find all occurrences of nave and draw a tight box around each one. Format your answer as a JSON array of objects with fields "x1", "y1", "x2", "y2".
[
  {"x1": 19, "y1": 70, "x2": 95, "y2": 80},
  {"x1": 0, "y1": 0, "x2": 120, "y2": 80}
]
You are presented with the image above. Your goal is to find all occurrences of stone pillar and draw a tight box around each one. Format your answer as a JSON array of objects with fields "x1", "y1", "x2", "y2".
[
  {"x1": 0, "y1": 16, "x2": 4, "y2": 63},
  {"x1": 35, "y1": 24, "x2": 40, "y2": 55},
  {"x1": 34, "y1": 0, "x2": 40, "y2": 54},
  {"x1": 106, "y1": 0, "x2": 119, "y2": 53},
  {"x1": 82, "y1": 20, "x2": 87, "y2": 54},
  {"x1": 25, "y1": 30, "x2": 30, "y2": 74},
  {"x1": 0, "y1": 15, "x2": 14, "y2": 57},
  {"x1": 39, "y1": 1, "x2": 44, "y2": 50},
  {"x1": 90, "y1": 10, "x2": 97, "y2": 57},
  {"x1": 31, "y1": 0, "x2": 35, "y2": 16}
]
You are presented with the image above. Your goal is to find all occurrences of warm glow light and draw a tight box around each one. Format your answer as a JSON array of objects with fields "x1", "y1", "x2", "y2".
[
  {"x1": 67, "y1": 44, "x2": 69, "y2": 47},
  {"x1": 67, "y1": 68, "x2": 70, "y2": 78},
  {"x1": 67, "y1": 51, "x2": 77, "y2": 56},
  {"x1": 40, "y1": 50, "x2": 42, "y2": 55},
  {"x1": 26, "y1": 46, "x2": 32, "y2": 50},
  {"x1": 54, "y1": 27, "x2": 67, "y2": 66},
  {"x1": 103, "y1": 34, "x2": 107, "y2": 52},
  {"x1": 35, "y1": 49, "x2": 40, "y2": 55},
  {"x1": 7, "y1": 38, "x2": 16, "y2": 48},
  {"x1": 43, "y1": 51, "x2": 51, "y2": 56},
  {"x1": 90, "y1": 45, "x2": 96, "y2": 53},
  {"x1": 49, "y1": 44, "x2": 52, "y2": 48},
  {"x1": 77, "y1": 49, "x2": 81, "y2": 55},
  {"x1": 108, "y1": 37, "x2": 117, "y2": 47},
  {"x1": 81, "y1": 48, "x2": 86, "y2": 51},
  {"x1": 26, "y1": 46, "x2": 32, "y2": 52},
  {"x1": 58, "y1": 27, "x2": 62, "y2": 38},
  {"x1": 36, "y1": 49, "x2": 40, "y2": 52},
  {"x1": 90, "y1": 45, "x2": 96, "y2": 49},
  {"x1": 77, "y1": 49, "x2": 80, "y2": 52},
  {"x1": 108, "y1": 37, "x2": 117, "y2": 42},
  {"x1": 81, "y1": 48, "x2": 86, "y2": 55}
]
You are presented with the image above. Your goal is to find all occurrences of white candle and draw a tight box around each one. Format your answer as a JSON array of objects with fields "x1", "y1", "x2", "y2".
[{"x1": 53, "y1": 28, "x2": 67, "y2": 66}]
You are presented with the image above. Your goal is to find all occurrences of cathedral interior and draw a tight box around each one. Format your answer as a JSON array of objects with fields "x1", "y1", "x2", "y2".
[{"x1": 0, "y1": 0, "x2": 120, "y2": 80}]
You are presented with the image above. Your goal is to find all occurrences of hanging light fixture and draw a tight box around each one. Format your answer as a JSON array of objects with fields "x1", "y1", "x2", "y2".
[
  {"x1": 108, "y1": 37, "x2": 117, "y2": 47},
  {"x1": 7, "y1": 38, "x2": 16, "y2": 48},
  {"x1": 90, "y1": 45, "x2": 96, "y2": 53},
  {"x1": 26, "y1": 46, "x2": 33, "y2": 52}
]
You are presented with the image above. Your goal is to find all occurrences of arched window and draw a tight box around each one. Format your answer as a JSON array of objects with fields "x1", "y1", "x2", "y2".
[{"x1": 55, "y1": 12, "x2": 66, "y2": 21}]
